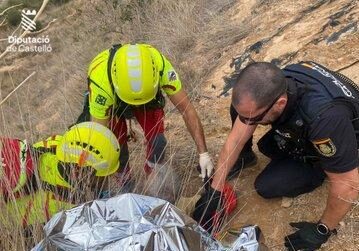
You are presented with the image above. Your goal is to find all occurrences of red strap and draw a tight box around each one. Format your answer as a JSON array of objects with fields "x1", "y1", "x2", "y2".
[{"x1": 223, "y1": 183, "x2": 237, "y2": 214}]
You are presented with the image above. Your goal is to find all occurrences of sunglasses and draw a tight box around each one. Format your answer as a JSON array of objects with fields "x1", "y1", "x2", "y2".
[{"x1": 237, "y1": 90, "x2": 285, "y2": 125}]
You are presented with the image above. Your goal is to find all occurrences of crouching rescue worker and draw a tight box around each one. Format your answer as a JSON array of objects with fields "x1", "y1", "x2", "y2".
[
  {"x1": 0, "y1": 122, "x2": 120, "y2": 227},
  {"x1": 193, "y1": 61, "x2": 359, "y2": 250},
  {"x1": 77, "y1": 43, "x2": 213, "y2": 184}
]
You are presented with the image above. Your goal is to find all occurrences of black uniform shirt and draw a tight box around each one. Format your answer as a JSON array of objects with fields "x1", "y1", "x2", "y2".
[
  {"x1": 308, "y1": 103, "x2": 359, "y2": 173},
  {"x1": 272, "y1": 79, "x2": 358, "y2": 173}
]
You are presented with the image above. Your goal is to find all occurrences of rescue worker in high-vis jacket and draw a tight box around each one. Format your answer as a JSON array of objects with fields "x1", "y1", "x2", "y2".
[
  {"x1": 193, "y1": 61, "x2": 359, "y2": 250},
  {"x1": 0, "y1": 122, "x2": 120, "y2": 227},
  {"x1": 77, "y1": 43, "x2": 213, "y2": 183}
]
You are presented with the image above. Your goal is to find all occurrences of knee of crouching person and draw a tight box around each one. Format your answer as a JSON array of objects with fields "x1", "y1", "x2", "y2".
[{"x1": 254, "y1": 175, "x2": 277, "y2": 199}]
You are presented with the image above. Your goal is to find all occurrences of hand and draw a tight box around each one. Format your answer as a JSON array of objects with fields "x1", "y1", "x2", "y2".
[
  {"x1": 192, "y1": 186, "x2": 224, "y2": 234},
  {"x1": 284, "y1": 221, "x2": 336, "y2": 251},
  {"x1": 199, "y1": 152, "x2": 214, "y2": 180},
  {"x1": 192, "y1": 183, "x2": 237, "y2": 234}
]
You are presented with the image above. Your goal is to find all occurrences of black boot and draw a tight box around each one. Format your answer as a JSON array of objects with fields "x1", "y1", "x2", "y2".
[{"x1": 227, "y1": 150, "x2": 257, "y2": 180}]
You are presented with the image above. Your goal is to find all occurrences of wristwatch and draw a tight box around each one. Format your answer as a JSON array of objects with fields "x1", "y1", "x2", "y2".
[
  {"x1": 317, "y1": 221, "x2": 339, "y2": 236},
  {"x1": 317, "y1": 222, "x2": 330, "y2": 235}
]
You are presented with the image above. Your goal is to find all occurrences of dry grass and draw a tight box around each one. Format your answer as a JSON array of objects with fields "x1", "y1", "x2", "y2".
[
  {"x1": 1, "y1": 0, "x2": 358, "y2": 250},
  {"x1": 0, "y1": 0, "x2": 241, "y2": 138},
  {"x1": 0, "y1": 0, "x2": 243, "y2": 249}
]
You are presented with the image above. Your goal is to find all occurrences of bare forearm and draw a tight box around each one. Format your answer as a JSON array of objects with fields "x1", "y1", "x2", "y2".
[
  {"x1": 321, "y1": 182, "x2": 358, "y2": 230},
  {"x1": 211, "y1": 139, "x2": 243, "y2": 191},
  {"x1": 169, "y1": 90, "x2": 207, "y2": 153},
  {"x1": 182, "y1": 107, "x2": 207, "y2": 153},
  {"x1": 211, "y1": 120, "x2": 256, "y2": 191}
]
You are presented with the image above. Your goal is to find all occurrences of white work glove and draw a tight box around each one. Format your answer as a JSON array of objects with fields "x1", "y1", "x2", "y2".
[{"x1": 199, "y1": 152, "x2": 214, "y2": 180}]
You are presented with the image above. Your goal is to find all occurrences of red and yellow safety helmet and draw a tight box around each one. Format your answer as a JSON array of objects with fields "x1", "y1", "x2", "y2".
[{"x1": 56, "y1": 122, "x2": 120, "y2": 177}]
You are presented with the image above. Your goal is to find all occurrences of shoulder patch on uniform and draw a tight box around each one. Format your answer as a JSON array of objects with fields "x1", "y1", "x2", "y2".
[
  {"x1": 312, "y1": 138, "x2": 336, "y2": 157},
  {"x1": 95, "y1": 94, "x2": 107, "y2": 106},
  {"x1": 168, "y1": 70, "x2": 177, "y2": 81}
]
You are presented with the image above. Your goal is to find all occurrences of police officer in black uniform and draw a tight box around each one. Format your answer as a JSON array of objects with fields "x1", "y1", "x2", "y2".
[{"x1": 193, "y1": 61, "x2": 359, "y2": 250}]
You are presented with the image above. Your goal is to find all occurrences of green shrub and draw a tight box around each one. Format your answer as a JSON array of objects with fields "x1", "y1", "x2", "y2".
[
  {"x1": 6, "y1": 0, "x2": 23, "y2": 7},
  {"x1": 35, "y1": 20, "x2": 42, "y2": 31},
  {"x1": 6, "y1": 0, "x2": 71, "y2": 9},
  {"x1": 120, "y1": 4, "x2": 133, "y2": 22},
  {"x1": 25, "y1": 0, "x2": 43, "y2": 8},
  {"x1": 50, "y1": 0, "x2": 71, "y2": 5},
  {"x1": 6, "y1": 8, "x2": 21, "y2": 26},
  {"x1": 7, "y1": 0, "x2": 42, "y2": 9},
  {"x1": 3, "y1": 0, "x2": 72, "y2": 29}
]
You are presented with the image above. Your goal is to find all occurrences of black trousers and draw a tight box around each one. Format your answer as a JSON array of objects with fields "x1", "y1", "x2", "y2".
[{"x1": 230, "y1": 105, "x2": 326, "y2": 198}]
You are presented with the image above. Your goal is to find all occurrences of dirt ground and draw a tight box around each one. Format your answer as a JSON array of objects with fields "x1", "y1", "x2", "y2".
[
  {"x1": 162, "y1": 1, "x2": 359, "y2": 249},
  {"x1": 0, "y1": 0, "x2": 358, "y2": 250},
  {"x1": 182, "y1": 98, "x2": 359, "y2": 250}
]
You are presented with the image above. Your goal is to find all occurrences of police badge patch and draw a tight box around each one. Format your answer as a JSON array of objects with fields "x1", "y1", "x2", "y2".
[{"x1": 312, "y1": 138, "x2": 336, "y2": 157}]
